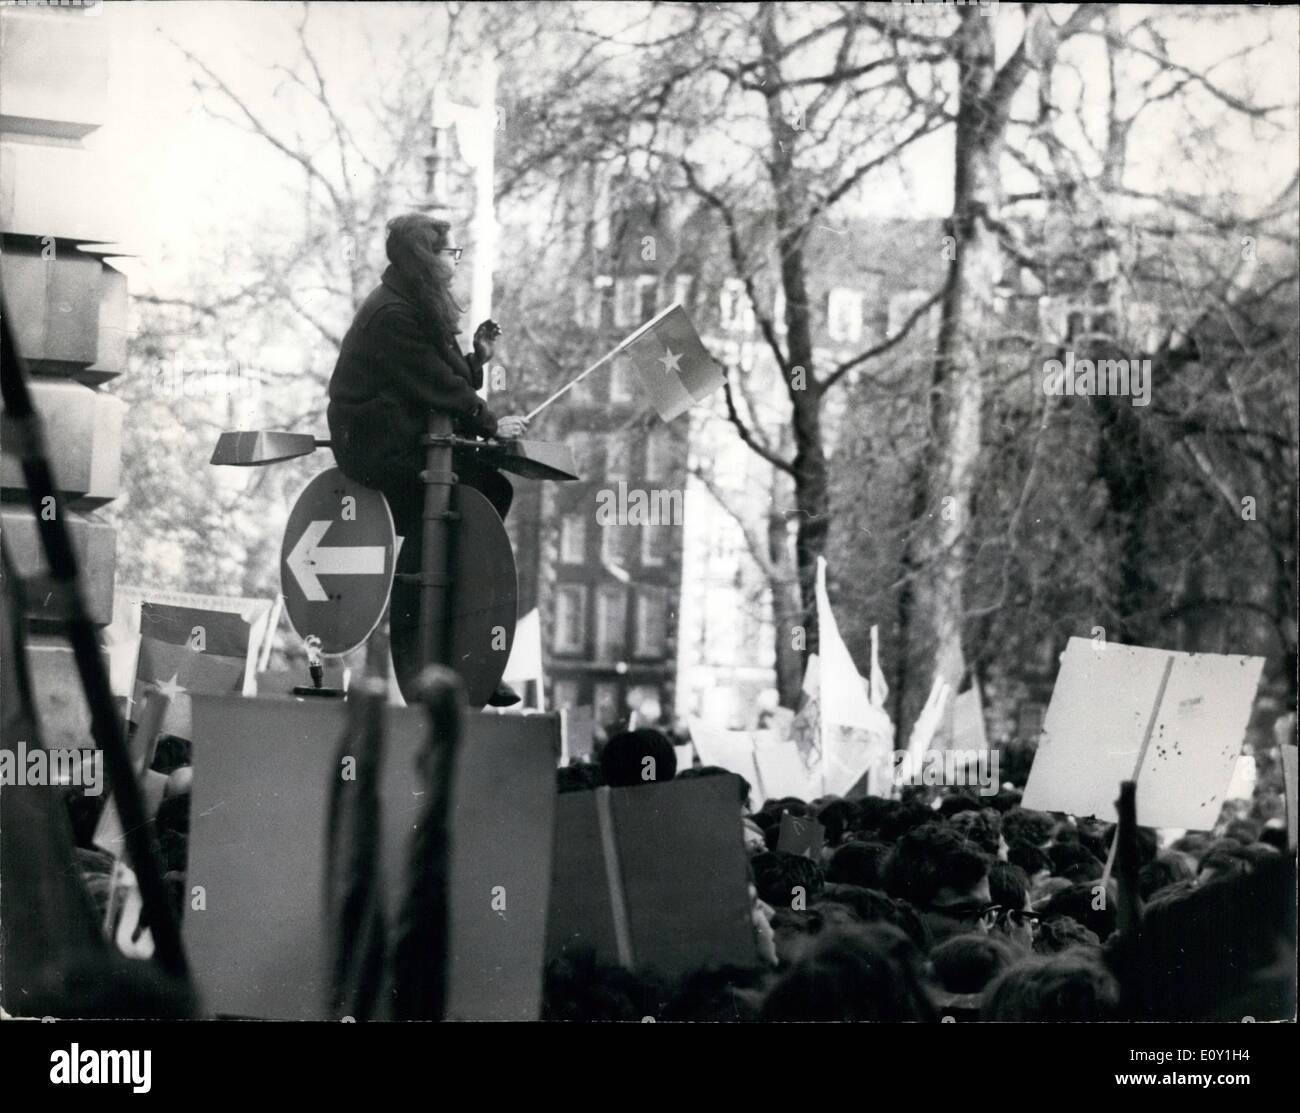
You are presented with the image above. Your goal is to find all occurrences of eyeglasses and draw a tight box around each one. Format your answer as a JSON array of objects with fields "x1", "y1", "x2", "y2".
[
  {"x1": 999, "y1": 907, "x2": 1042, "y2": 929},
  {"x1": 437, "y1": 247, "x2": 464, "y2": 261},
  {"x1": 930, "y1": 901, "x2": 1002, "y2": 922}
]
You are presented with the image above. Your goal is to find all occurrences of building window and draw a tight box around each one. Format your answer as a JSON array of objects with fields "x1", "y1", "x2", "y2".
[
  {"x1": 634, "y1": 588, "x2": 668, "y2": 658},
  {"x1": 609, "y1": 356, "x2": 635, "y2": 403},
  {"x1": 594, "y1": 682, "x2": 621, "y2": 728},
  {"x1": 594, "y1": 275, "x2": 615, "y2": 330},
  {"x1": 568, "y1": 432, "x2": 600, "y2": 472},
  {"x1": 614, "y1": 277, "x2": 637, "y2": 328},
  {"x1": 595, "y1": 586, "x2": 627, "y2": 662},
  {"x1": 673, "y1": 274, "x2": 694, "y2": 311},
  {"x1": 553, "y1": 585, "x2": 587, "y2": 655},
  {"x1": 645, "y1": 425, "x2": 672, "y2": 481},
  {"x1": 559, "y1": 513, "x2": 587, "y2": 565},
  {"x1": 636, "y1": 275, "x2": 658, "y2": 323},
  {"x1": 552, "y1": 679, "x2": 581, "y2": 711},
  {"x1": 600, "y1": 522, "x2": 630, "y2": 566},
  {"x1": 640, "y1": 524, "x2": 668, "y2": 568},
  {"x1": 827, "y1": 287, "x2": 863, "y2": 344},
  {"x1": 606, "y1": 434, "x2": 630, "y2": 480}
]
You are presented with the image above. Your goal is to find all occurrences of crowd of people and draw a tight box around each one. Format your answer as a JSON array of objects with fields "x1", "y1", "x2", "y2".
[
  {"x1": 548, "y1": 727, "x2": 1295, "y2": 1022},
  {"x1": 60, "y1": 722, "x2": 1295, "y2": 1023}
]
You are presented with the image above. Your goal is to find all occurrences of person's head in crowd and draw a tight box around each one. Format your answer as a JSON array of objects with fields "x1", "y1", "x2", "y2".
[
  {"x1": 885, "y1": 823, "x2": 993, "y2": 944},
  {"x1": 152, "y1": 734, "x2": 192, "y2": 776},
  {"x1": 1008, "y1": 843, "x2": 1053, "y2": 889},
  {"x1": 1170, "y1": 830, "x2": 1214, "y2": 860},
  {"x1": 981, "y1": 949, "x2": 1121, "y2": 1021},
  {"x1": 989, "y1": 787, "x2": 1022, "y2": 813},
  {"x1": 1196, "y1": 843, "x2": 1258, "y2": 886},
  {"x1": 1258, "y1": 824, "x2": 1287, "y2": 853},
  {"x1": 541, "y1": 952, "x2": 666, "y2": 1021},
  {"x1": 1038, "y1": 880, "x2": 1117, "y2": 942},
  {"x1": 600, "y1": 728, "x2": 677, "y2": 788},
  {"x1": 949, "y1": 807, "x2": 1004, "y2": 859},
  {"x1": 1223, "y1": 818, "x2": 1261, "y2": 845},
  {"x1": 875, "y1": 799, "x2": 941, "y2": 843},
  {"x1": 1047, "y1": 841, "x2": 1105, "y2": 883},
  {"x1": 815, "y1": 883, "x2": 930, "y2": 951},
  {"x1": 677, "y1": 764, "x2": 751, "y2": 810},
  {"x1": 937, "y1": 793, "x2": 982, "y2": 819},
  {"x1": 152, "y1": 792, "x2": 191, "y2": 874},
  {"x1": 751, "y1": 850, "x2": 825, "y2": 911},
  {"x1": 556, "y1": 761, "x2": 603, "y2": 794},
  {"x1": 1139, "y1": 851, "x2": 1196, "y2": 901},
  {"x1": 662, "y1": 965, "x2": 767, "y2": 1022},
  {"x1": 988, "y1": 861, "x2": 1037, "y2": 951},
  {"x1": 1033, "y1": 914, "x2": 1101, "y2": 955},
  {"x1": 825, "y1": 840, "x2": 890, "y2": 890},
  {"x1": 816, "y1": 799, "x2": 857, "y2": 846},
  {"x1": 854, "y1": 796, "x2": 896, "y2": 836},
  {"x1": 1106, "y1": 853, "x2": 1295, "y2": 1021},
  {"x1": 742, "y1": 817, "x2": 767, "y2": 856},
  {"x1": 1001, "y1": 808, "x2": 1055, "y2": 850},
  {"x1": 929, "y1": 933, "x2": 1019, "y2": 1019},
  {"x1": 759, "y1": 924, "x2": 937, "y2": 1022},
  {"x1": 770, "y1": 907, "x2": 822, "y2": 968},
  {"x1": 1029, "y1": 874, "x2": 1073, "y2": 909}
]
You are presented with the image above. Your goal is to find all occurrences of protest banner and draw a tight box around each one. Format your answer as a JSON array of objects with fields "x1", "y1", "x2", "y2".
[
  {"x1": 1021, "y1": 638, "x2": 1264, "y2": 830},
  {"x1": 545, "y1": 774, "x2": 757, "y2": 980},
  {"x1": 689, "y1": 717, "x2": 763, "y2": 793},
  {"x1": 184, "y1": 696, "x2": 559, "y2": 1020},
  {"x1": 106, "y1": 587, "x2": 272, "y2": 740}
]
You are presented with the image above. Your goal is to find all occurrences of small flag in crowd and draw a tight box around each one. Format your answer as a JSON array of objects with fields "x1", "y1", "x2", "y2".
[
  {"x1": 133, "y1": 602, "x2": 258, "y2": 740},
  {"x1": 618, "y1": 303, "x2": 723, "y2": 422}
]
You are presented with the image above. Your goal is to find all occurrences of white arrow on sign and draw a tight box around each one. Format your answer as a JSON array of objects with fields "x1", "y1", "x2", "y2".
[{"x1": 287, "y1": 520, "x2": 387, "y2": 602}]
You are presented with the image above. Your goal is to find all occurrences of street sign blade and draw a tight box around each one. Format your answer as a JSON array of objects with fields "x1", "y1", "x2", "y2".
[{"x1": 212, "y1": 431, "x2": 320, "y2": 466}]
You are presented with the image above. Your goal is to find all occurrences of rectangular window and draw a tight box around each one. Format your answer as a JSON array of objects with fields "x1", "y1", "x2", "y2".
[
  {"x1": 595, "y1": 586, "x2": 627, "y2": 662},
  {"x1": 594, "y1": 682, "x2": 621, "y2": 728},
  {"x1": 609, "y1": 355, "x2": 635, "y2": 403},
  {"x1": 640, "y1": 524, "x2": 668, "y2": 568},
  {"x1": 673, "y1": 274, "x2": 694, "y2": 311},
  {"x1": 600, "y1": 522, "x2": 630, "y2": 566},
  {"x1": 636, "y1": 275, "x2": 658, "y2": 323},
  {"x1": 634, "y1": 588, "x2": 668, "y2": 658},
  {"x1": 645, "y1": 426, "x2": 672, "y2": 481},
  {"x1": 595, "y1": 275, "x2": 615, "y2": 330},
  {"x1": 552, "y1": 679, "x2": 581, "y2": 711},
  {"x1": 606, "y1": 434, "x2": 630, "y2": 480},
  {"x1": 614, "y1": 277, "x2": 637, "y2": 328},
  {"x1": 559, "y1": 513, "x2": 587, "y2": 565},
  {"x1": 553, "y1": 585, "x2": 587, "y2": 655}
]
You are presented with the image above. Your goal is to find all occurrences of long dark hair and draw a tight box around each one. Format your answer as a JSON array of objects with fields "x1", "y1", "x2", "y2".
[{"x1": 385, "y1": 213, "x2": 465, "y2": 336}]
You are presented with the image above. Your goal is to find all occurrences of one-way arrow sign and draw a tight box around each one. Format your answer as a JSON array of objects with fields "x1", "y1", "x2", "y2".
[
  {"x1": 280, "y1": 468, "x2": 396, "y2": 655},
  {"x1": 287, "y1": 520, "x2": 387, "y2": 602}
]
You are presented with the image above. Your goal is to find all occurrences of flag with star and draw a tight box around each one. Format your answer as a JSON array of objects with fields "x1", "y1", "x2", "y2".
[
  {"x1": 132, "y1": 601, "x2": 260, "y2": 741},
  {"x1": 617, "y1": 303, "x2": 722, "y2": 422}
]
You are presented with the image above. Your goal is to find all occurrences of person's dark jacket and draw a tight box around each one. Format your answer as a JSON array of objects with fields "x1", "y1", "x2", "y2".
[{"x1": 327, "y1": 265, "x2": 497, "y2": 488}]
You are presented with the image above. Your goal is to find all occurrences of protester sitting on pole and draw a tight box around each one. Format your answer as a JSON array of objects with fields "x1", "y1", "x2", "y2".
[{"x1": 326, "y1": 213, "x2": 531, "y2": 705}]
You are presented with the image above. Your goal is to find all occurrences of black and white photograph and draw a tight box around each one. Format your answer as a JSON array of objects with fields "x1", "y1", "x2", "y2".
[{"x1": 0, "y1": 0, "x2": 1296, "y2": 1086}]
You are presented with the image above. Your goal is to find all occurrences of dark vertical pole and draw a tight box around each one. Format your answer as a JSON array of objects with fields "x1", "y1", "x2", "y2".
[
  {"x1": 0, "y1": 304, "x2": 190, "y2": 981},
  {"x1": 418, "y1": 411, "x2": 456, "y2": 672}
]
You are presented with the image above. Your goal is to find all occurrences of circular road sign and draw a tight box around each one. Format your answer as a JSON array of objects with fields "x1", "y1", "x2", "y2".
[{"x1": 280, "y1": 467, "x2": 396, "y2": 656}]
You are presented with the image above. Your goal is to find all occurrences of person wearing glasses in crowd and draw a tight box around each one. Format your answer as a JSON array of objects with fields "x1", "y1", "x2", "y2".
[{"x1": 327, "y1": 213, "x2": 531, "y2": 705}]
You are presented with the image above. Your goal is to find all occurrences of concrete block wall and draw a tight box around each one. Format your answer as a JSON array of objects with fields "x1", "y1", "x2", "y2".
[{"x1": 1, "y1": 5, "x2": 126, "y2": 747}]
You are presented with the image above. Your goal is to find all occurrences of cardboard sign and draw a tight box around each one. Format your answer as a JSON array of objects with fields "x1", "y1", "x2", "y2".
[
  {"x1": 776, "y1": 812, "x2": 825, "y2": 859},
  {"x1": 545, "y1": 775, "x2": 757, "y2": 980},
  {"x1": 561, "y1": 705, "x2": 596, "y2": 765},
  {"x1": 689, "y1": 718, "x2": 762, "y2": 791},
  {"x1": 185, "y1": 696, "x2": 559, "y2": 1020},
  {"x1": 1021, "y1": 639, "x2": 1264, "y2": 830}
]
